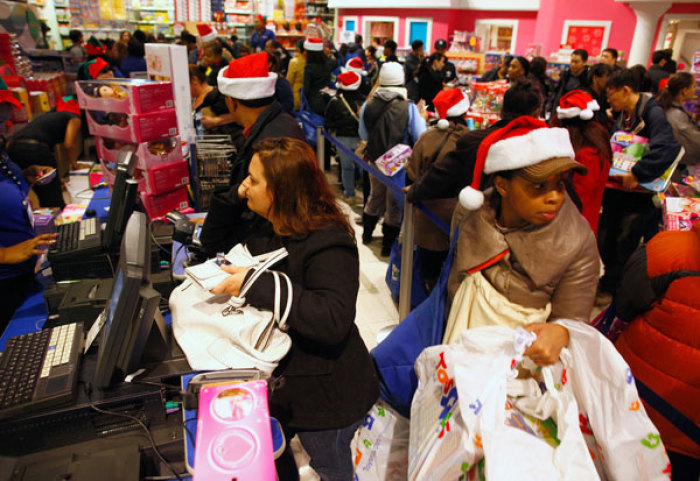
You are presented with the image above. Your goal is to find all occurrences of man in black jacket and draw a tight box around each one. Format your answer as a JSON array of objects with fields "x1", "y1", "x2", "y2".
[
  {"x1": 647, "y1": 50, "x2": 671, "y2": 94},
  {"x1": 433, "y1": 38, "x2": 457, "y2": 84},
  {"x1": 200, "y1": 53, "x2": 304, "y2": 256},
  {"x1": 597, "y1": 68, "x2": 682, "y2": 297},
  {"x1": 547, "y1": 48, "x2": 590, "y2": 119}
]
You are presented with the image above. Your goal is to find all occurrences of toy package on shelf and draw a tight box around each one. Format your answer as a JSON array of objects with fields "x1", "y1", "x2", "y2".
[
  {"x1": 609, "y1": 131, "x2": 681, "y2": 192},
  {"x1": 140, "y1": 185, "x2": 189, "y2": 220},
  {"x1": 465, "y1": 111, "x2": 500, "y2": 130},
  {"x1": 450, "y1": 31, "x2": 480, "y2": 53},
  {"x1": 85, "y1": 108, "x2": 178, "y2": 143},
  {"x1": 447, "y1": 52, "x2": 484, "y2": 75},
  {"x1": 663, "y1": 196, "x2": 700, "y2": 231},
  {"x1": 136, "y1": 159, "x2": 190, "y2": 196},
  {"x1": 76, "y1": 79, "x2": 174, "y2": 114},
  {"x1": 375, "y1": 144, "x2": 412, "y2": 177},
  {"x1": 470, "y1": 80, "x2": 508, "y2": 114},
  {"x1": 484, "y1": 52, "x2": 504, "y2": 72},
  {"x1": 96, "y1": 136, "x2": 182, "y2": 171}
]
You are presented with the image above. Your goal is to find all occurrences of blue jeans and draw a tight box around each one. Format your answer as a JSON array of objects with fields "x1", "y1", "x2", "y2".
[
  {"x1": 296, "y1": 419, "x2": 362, "y2": 481},
  {"x1": 336, "y1": 136, "x2": 360, "y2": 197}
]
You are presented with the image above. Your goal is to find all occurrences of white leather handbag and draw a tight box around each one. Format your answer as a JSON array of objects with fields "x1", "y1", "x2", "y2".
[{"x1": 170, "y1": 247, "x2": 293, "y2": 377}]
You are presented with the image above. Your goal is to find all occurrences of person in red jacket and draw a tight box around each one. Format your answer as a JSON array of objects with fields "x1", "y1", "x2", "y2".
[
  {"x1": 552, "y1": 90, "x2": 612, "y2": 234},
  {"x1": 614, "y1": 221, "x2": 700, "y2": 480}
]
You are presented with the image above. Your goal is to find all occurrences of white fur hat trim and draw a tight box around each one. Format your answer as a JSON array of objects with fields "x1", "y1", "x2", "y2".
[
  {"x1": 217, "y1": 70, "x2": 278, "y2": 100},
  {"x1": 483, "y1": 127, "x2": 575, "y2": 174}
]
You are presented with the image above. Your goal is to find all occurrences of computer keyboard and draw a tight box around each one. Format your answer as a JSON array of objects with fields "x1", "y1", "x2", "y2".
[
  {"x1": 0, "y1": 323, "x2": 84, "y2": 420},
  {"x1": 49, "y1": 217, "x2": 102, "y2": 261}
]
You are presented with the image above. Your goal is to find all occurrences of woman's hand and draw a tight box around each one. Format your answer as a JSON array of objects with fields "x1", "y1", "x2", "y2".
[
  {"x1": 23, "y1": 165, "x2": 54, "y2": 184},
  {"x1": 523, "y1": 323, "x2": 569, "y2": 366},
  {"x1": 611, "y1": 173, "x2": 639, "y2": 191},
  {"x1": 210, "y1": 265, "x2": 251, "y2": 297},
  {"x1": 201, "y1": 115, "x2": 217, "y2": 129},
  {"x1": 0, "y1": 233, "x2": 57, "y2": 264}
]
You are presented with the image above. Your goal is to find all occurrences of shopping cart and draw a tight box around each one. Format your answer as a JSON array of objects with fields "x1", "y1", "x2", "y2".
[{"x1": 192, "y1": 135, "x2": 235, "y2": 211}]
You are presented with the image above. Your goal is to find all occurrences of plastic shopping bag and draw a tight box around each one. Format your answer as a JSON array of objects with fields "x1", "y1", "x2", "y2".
[
  {"x1": 410, "y1": 326, "x2": 600, "y2": 481},
  {"x1": 556, "y1": 320, "x2": 672, "y2": 480},
  {"x1": 353, "y1": 401, "x2": 409, "y2": 481}
]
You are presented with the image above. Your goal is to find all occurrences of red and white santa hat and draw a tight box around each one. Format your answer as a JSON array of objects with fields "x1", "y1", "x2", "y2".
[
  {"x1": 344, "y1": 57, "x2": 366, "y2": 76},
  {"x1": 217, "y1": 52, "x2": 277, "y2": 100},
  {"x1": 432, "y1": 88, "x2": 470, "y2": 130},
  {"x1": 304, "y1": 37, "x2": 324, "y2": 52},
  {"x1": 459, "y1": 116, "x2": 584, "y2": 210},
  {"x1": 196, "y1": 23, "x2": 218, "y2": 43},
  {"x1": 556, "y1": 89, "x2": 600, "y2": 120},
  {"x1": 336, "y1": 71, "x2": 361, "y2": 91}
]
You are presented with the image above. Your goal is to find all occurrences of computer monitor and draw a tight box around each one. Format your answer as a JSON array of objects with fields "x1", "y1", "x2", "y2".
[
  {"x1": 102, "y1": 147, "x2": 139, "y2": 251},
  {"x1": 93, "y1": 211, "x2": 168, "y2": 389}
]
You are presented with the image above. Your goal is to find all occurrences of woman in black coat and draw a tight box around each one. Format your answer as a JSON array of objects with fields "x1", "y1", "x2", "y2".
[
  {"x1": 302, "y1": 48, "x2": 335, "y2": 114},
  {"x1": 207, "y1": 137, "x2": 379, "y2": 481},
  {"x1": 416, "y1": 52, "x2": 446, "y2": 109}
]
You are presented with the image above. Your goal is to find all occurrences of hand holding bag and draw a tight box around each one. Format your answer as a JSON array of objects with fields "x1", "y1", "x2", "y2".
[{"x1": 170, "y1": 247, "x2": 293, "y2": 377}]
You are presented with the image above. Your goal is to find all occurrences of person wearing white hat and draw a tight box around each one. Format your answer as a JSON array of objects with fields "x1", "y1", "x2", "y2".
[
  {"x1": 445, "y1": 116, "x2": 600, "y2": 365},
  {"x1": 324, "y1": 70, "x2": 367, "y2": 199},
  {"x1": 358, "y1": 61, "x2": 426, "y2": 255}
]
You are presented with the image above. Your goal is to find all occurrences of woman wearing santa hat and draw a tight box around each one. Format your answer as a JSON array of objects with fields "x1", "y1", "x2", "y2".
[
  {"x1": 445, "y1": 116, "x2": 601, "y2": 365},
  {"x1": 324, "y1": 70, "x2": 367, "y2": 199},
  {"x1": 551, "y1": 89, "x2": 612, "y2": 235},
  {"x1": 302, "y1": 37, "x2": 335, "y2": 115},
  {"x1": 405, "y1": 88, "x2": 470, "y2": 290}
]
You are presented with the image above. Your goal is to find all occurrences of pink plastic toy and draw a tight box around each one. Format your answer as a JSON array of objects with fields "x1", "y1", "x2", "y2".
[{"x1": 193, "y1": 380, "x2": 275, "y2": 481}]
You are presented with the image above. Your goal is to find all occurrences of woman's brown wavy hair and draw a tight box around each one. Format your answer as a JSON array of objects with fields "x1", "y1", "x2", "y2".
[{"x1": 252, "y1": 137, "x2": 354, "y2": 239}]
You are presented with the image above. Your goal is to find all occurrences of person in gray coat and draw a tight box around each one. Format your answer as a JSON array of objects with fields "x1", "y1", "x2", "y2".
[{"x1": 656, "y1": 72, "x2": 700, "y2": 169}]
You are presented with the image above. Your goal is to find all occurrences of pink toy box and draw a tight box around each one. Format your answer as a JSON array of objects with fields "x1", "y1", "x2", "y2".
[
  {"x1": 136, "y1": 159, "x2": 190, "y2": 196},
  {"x1": 140, "y1": 185, "x2": 189, "y2": 219},
  {"x1": 375, "y1": 144, "x2": 412, "y2": 177},
  {"x1": 96, "y1": 136, "x2": 182, "y2": 171},
  {"x1": 76, "y1": 79, "x2": 174, "y2": 114},
  {"x1": 193, "y1": 380, "x2": 275, "y2": 481},
  {"x1": 86, "y1": 108, "x2": 178, "y2": 143}
]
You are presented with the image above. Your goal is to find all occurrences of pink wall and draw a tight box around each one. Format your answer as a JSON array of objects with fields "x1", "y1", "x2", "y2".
[
  {"x1": 338, "y1": 1, "x2": 699, "y2": 62},
  {"x1": 532, "y1": 0, "x2": 637, "y2": 58}
]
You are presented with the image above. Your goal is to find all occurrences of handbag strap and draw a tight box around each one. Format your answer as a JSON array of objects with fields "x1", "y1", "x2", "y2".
[
  {"x1": 238, "y1": 248, "x2": 289, "y2": 299},
  {"x1": 339, "y1": 93, "x2": 360, "y2": 123}
]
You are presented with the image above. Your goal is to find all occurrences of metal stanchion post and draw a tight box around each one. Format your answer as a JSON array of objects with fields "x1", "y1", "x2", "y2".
[
  {"x1": 398, "y1": 197, "x2": 415, "y2": 320},
  {"x1": 376, "y1": 196, "x2": 415, "y2": 344},
  {"x1": 316, "y1": 126, "x2": 324, "y2": 170}
]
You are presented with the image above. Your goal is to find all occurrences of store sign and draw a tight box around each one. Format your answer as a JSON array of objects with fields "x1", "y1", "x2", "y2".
[{"x1": 339, "y1": 30, "x2": 354, "y2": 44}]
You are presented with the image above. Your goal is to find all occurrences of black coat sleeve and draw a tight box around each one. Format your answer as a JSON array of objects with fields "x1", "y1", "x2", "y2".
[
  {"x1": 245, "y1": 232, "x2": 360, "y2": 346},
  {"x1": 275, "y1": 76, "x2": 295, "y2": 113},
  {"x1": 632, "y1": 103, "x2": 683, "y2": 182},
  {"x1": 407, "y1": 129, "x2": 490, "y2": 202},
  {"x1": 616, "y1": 245, "x2": 657, "y2": 322},
  {"x1": 200, "y1": 185, "x2": 259, "y2": 257}
]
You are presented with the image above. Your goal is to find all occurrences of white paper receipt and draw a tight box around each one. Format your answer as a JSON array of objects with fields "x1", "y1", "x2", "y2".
[{"x1": 85, "y1": 308, "x2": 107, "y2": 354}]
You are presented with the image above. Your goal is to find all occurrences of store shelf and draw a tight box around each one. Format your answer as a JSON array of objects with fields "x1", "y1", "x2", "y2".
[
  {"x1": 277, "y1": 33, "x2": 305, "y2": 37},
  {"x1": 303, "y1": 13, "x2": 333, "y2": 17},
  {"x1": 224, "y1": 9, "x2": 251, "y2": 14},
  {"x1": 129, "y1": 7, "x2": 171, "y2": 11}
]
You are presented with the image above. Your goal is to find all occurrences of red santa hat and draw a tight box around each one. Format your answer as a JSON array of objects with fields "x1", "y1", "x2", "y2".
[
  {"x1": 336, "y1": 71, "x2": 361, "y2": 91},
  {"x1": 344, "y1": 57, "x2": 366, "y2": 76},
  {"x1": 556, "y1": 90, "x2": 600, "y2": 120},
  {"x1": 196, "y1": 23, "x2": 217, "y2": 43},
  {"x1": 87, "y1": 57, "x2": 111, "y2": 79},
  {"x1": 0, "y1": 76, "x2": 20, "y2": 109},
  {"x1": 217, "y1": 52, "x2": 277, "y2": 100},
  {"x1": 304, "y1": 37, "x2": 324, "y2": 52},
  {"x1": 432, "y1": 88, "x2": 470, "y2": 130},
  {"x1": 56, "y1": 96, "x2": 81, "y2": 116},
  {"x1": 459, "y1": 116, "x2": 583, "y2": 210}
]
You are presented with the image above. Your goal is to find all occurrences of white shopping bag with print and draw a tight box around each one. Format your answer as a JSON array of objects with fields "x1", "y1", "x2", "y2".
[
  {"x1": 353, "y1": 400, "x2": 409, "y2": 481},
  {"x1": 408, "y1": 341, "x2": 482, "y2": 481},
  {"x1": 555, "y1": 320, "x2": 672, "y2": 480}
]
